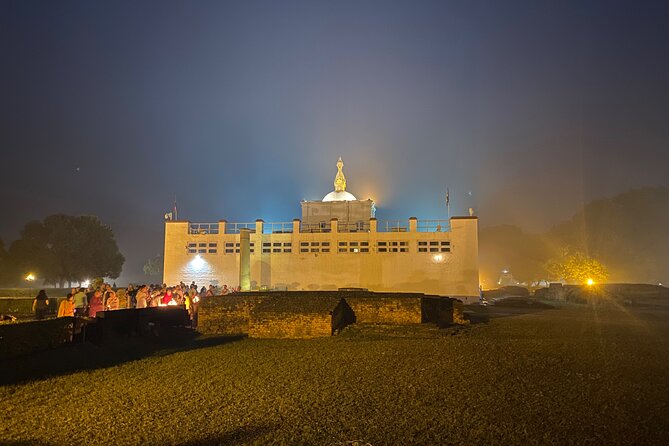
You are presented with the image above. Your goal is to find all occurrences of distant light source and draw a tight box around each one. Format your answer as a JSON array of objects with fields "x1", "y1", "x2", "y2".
[
  {"x1": 190, "y1": 255, "x2": 206, "y2": 270},
  {"x1": 433, "y1": 254, "x2": 444, "y2": 263},
  {"x1": 25, "y1": 273, "x2": 35, "y2": 282},
  {"x1": 586, "y1": 278, "x2": 595, "y2": 286}
]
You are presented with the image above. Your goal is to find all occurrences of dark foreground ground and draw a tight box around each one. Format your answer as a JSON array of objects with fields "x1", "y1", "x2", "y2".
[{"x1": 1, "y1": 300, "x2": 669, "y2": 445}]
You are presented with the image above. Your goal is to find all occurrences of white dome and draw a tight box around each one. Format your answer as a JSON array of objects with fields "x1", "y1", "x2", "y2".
[{"x1": 322, "y1": 190, "x2": 357, "y2": 202}]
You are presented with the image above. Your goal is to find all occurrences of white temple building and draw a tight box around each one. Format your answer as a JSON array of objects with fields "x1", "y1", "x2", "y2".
[{"x1": 163, "y1": 158, "x2": 480, "y2": 302}]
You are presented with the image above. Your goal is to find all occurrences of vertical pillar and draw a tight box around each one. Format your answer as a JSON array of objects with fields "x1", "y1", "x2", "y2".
[
  {"x1": 368, "y1": 218, "x2": 380, "y2": 284},
  {"x1": 219, "y1": 220, "x2": 227, "y2": 234},
  {"x1": 292, "y1": 219, "x2": 301, "y2": 255},
  {"x1": 331, "y1": 218, "x2": 339, "y2": 234},
  {"x1": 255, "y1": 219, "x2": 264, "y2": 234},
  {"x1": 239, "y1": 229, "x2": 251, "y2": 291},
  {"x1": 448, "y1": 216, "x2": 480, "y2": 301},
  {"x1": 409, "y1": 217, "x2": 417, "y2": 232}
]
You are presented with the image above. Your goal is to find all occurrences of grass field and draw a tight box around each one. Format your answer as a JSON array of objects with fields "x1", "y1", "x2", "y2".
[{"x1": 1, "y1": 301, "x2": 668, "y2": 445}]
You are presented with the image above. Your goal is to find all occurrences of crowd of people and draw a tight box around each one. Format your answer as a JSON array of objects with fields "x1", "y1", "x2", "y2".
[{"x1": 33, "y1": 282, "x2": 241, "y2": 324}]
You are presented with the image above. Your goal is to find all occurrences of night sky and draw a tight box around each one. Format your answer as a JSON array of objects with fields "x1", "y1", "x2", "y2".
[{"x1": 2, "y1": 0, "x2": 668, "y2": 283}]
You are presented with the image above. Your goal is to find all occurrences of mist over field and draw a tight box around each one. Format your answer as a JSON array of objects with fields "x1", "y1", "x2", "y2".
[{"x1": 479, "y1": 187, "x2": 669, "y2": 287}]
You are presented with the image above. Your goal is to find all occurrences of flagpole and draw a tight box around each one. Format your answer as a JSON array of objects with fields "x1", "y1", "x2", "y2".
[{"x1": 446, "y1": 188, "x2": 451, "y2": 221}]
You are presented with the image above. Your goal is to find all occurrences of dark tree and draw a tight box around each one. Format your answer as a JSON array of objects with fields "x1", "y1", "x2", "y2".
[
  {"x1": 547, "y1": 187, "x2": 669, "y2": 284},
  {"x1": 10, "y1": 215, "x2": 125, "y2": 286},
  {"x1": 544, "y1": 248, "x2": 609, "y2": 284},
  {"x1": 0, "y1": 238, "x2": 13, "y2": 285},
  {"x1": 481, "y1": 187, "x2": 669, "y2": 287}
]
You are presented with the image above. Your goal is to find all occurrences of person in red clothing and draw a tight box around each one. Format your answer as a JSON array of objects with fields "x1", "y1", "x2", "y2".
[
  {"x1": 162, "y1": 288, "x2": 173, "y2": 305},
  {"x1": 88, "y1": 289, "x2": 104, "y2": 318}
]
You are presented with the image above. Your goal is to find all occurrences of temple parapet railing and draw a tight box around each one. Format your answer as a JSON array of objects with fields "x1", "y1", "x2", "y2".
[
  {"x1": 337, "y1": 222, "x2": 370, "y2": 233},
  {"x1": 378, "y1": 220, "x2": 408, "y2": 233},
  {"x1": 416, "y1": 219, "x2": 450, "y2": 232},
  {"x1": 224, "y1": 222, "x2": 257, "y2": 234},
  {"x1": 262, "y1": 222, "x2": 294, "y2": 234},
  {"x1": 188, "y1": 223, "x2": 220, "y2": 235},
  {"x1": 183, "y1": 219, "x2": 452, "y2": 234},
  {"x1": 300, "y1": 223, "x2": 331, "y2": 233}
]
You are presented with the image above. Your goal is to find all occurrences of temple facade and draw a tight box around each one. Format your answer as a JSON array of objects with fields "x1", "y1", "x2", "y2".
[{"x1": 163, "y1": 158, "x2": 480, "y2": 302}]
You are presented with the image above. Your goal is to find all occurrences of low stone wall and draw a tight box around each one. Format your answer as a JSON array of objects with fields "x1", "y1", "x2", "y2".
[
  {"x1": 198, "y1": 295, "x2": 264, "y2": 335},
  {"x1": 249, "y1": 295, "x2": 343, "y2": 339},
  {"x1": 484, "y1": 286, "x2": 530, "y2": 299},
  {"x1": 535, "y1": 283, "x2": 669, "y2": 304},
  {"x1": 248, "y1": 293, "x2": 356, "y2": 339},
  {"x1": 198, "y1": 291, "x2": 465, "y2": 338},
  {"x1": 601, "y1": 283, "x2": 669, "y2": 299},
  {"x1": 249, "y1": 313, "x2": 333, "y2": 338},
  {"x1": 453, "y1": 300, "x2": 466, "y2": 324},
  {"x1": 421, "y1": 296, "x2": 467, "y2": 326},
  {"x1": 0, "y1": 317, "x2": 75, "y2": 360},
  {"x1": 346, "y1": 294, "x2": 422, "y2": 324}
]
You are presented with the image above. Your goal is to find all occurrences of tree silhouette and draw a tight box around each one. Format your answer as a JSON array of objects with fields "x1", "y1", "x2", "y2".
[
  {"x1": 10, "y1": 215, "x2": 125, "y2": 287},
  {"x1": 545, "y1": 249, "x2": 609, "y2": 284},
  {"x1": 548, "y1": 187, "x2": 669, "y2": 284},
  {"x1": 0, "y1": 238, "x2": 13, "y2": 285}
]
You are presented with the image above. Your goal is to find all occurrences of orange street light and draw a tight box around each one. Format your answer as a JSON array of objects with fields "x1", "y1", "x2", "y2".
[{"x1": 25, "y1": 273, "x2": 36, "y2": 295}]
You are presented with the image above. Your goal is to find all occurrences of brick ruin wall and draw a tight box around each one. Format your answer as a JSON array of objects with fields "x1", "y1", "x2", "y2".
[
  {"x1": 249, "y1": 313, "x2": 333, "y2": 339},
  {"x1": 198, "y1": 291, "x2": 464, "y2": 338},
  {"x1": 0, "y1": 317, "x2": 75, "y2": 360},
  {"x1": 346, "y1": 294, "x2": 423, "y2": 325},
  {"x1": 248, "y1": 294, "x2": 342, "y2": 339},
  {"x1": 197, "y1": 295, "x2": 263, "y2": 335}
]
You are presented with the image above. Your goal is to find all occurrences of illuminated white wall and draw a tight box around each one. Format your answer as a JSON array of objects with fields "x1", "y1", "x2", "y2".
[
  {"x1": 179, "y1": 254, "x2": 217, "y2": 285},
  {"x1": 164, "y1": 217, "x2": 479, "y2": 302}
]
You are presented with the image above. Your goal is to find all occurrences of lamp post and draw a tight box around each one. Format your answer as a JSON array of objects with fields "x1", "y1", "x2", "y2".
[{"x1": 25, "y1": 273, "x2": 35, "y2": 296}]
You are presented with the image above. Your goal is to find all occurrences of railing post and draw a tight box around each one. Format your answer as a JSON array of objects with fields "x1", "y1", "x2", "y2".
[
  {"x1": 331, "y1": 218, "x2": 338, "y2": 234},
  {"x1": 409, "y1": 217, "x2": 417, "y2": 232}
]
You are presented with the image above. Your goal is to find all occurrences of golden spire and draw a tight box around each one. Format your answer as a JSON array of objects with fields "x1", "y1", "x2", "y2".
[{"x1": 334, "y1": 157, "x2": 346, "y2": 192}]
